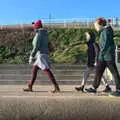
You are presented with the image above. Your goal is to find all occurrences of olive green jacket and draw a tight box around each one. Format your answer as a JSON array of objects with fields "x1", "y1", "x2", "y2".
[
  {"x1": 31, "y1": 28, "x2": 49, "y2": 57},
  {"x1": 98, "y1": 26, "x2": 115, "y2": 61}
]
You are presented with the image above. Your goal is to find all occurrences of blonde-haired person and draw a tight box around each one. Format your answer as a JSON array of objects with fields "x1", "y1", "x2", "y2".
[
  {"x1": 86, "y1": 18, "x2": 120, "y2": 96},
  {"x1": 23, "y1": 20, "x2": 60, "y2": 93},
  {"x1": 75, "y1": 31, "x2": 111, "y2": 92}
]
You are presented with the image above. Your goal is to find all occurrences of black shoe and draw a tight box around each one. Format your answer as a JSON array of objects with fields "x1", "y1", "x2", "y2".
[
  {"x1": 109, "y1": 90, "x2": 120, "y2": 97},
  {"x1": 103, "y1": 85, "x2": 112, "y2": 93},
  {"x1": 75, "y1": 86, "x2": 84, "y2": 92},
  {"x1": 85, "y1": 87, "x2": 96, "y2": 93}
]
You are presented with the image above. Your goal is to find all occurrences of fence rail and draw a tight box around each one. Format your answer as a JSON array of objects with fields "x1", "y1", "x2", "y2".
[{"x1": 0, "y1": 17, "x2": 120, "y2": 29}]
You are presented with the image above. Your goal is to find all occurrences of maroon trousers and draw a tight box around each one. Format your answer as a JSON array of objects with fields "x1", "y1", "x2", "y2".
[{"x1": 29, "y1": 65, "x2": 58, "y2": 86}]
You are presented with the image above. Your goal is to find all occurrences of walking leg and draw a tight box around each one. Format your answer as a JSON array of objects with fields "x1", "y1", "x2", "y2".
[
  {"x1": 43, "y1": 69, "x2": 60, "y2": 93},
  {"x1": 23, "y1": 65, "x2": 39, "y2": 92}
]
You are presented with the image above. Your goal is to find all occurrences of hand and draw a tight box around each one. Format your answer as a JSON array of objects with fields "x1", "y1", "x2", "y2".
[
  {"x1": 29, "y1": 56, "x2": 33, "y2": 64},
  {"x1": 94, "y1": 62, "x2": 97, "y2": 66}
]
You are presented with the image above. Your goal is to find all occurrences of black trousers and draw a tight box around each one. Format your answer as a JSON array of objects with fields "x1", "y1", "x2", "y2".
[{"x1": 93, "y1": 61, "x2": 120, "y2": 90}]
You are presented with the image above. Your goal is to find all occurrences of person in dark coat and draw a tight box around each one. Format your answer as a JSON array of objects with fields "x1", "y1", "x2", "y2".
[
  {"x1": 75, "y1": 31, "x2": 111, "y2": 92},
  {"x1": 86, "y1": 18, "x2": 120, "y2": 96}
]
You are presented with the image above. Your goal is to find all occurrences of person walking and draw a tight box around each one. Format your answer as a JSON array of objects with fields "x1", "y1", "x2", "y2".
[
  {"x1": 23, "y1": 20, "x2": 60, "y2": 93},
  {"x1": 75, "y1": 31, "x2": 111, "y2": 92},
  {"x1": 86, "y1": 18, "x2": 120, "y2": 96}
]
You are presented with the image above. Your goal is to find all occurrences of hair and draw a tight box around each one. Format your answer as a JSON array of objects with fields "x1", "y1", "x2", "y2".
[
  {"x1": 108, "y1": 19, "x2": 111, "y2": 23},
  {"x1": 95, "y1": 17, "x2": 107, "y2": 26},
  {"x1": 32, "y1": 22, "x2": 35, "y2": 24},
  {"x1": 87, "y1": 31, "x2": 96, "y2": 41}
]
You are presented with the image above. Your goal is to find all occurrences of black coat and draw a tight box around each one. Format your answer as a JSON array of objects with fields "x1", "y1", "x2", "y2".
[{"x1": 87, "y1": 40, "x2": 99, "y2": 67}]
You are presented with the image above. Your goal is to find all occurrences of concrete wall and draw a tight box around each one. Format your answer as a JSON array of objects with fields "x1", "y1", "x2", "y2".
[{"x1": 0, "y1": 96, "x2": 120, "y2": 120}]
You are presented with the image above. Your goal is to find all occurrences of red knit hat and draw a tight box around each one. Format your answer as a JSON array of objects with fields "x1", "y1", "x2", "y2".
[
  {"x1": 96, "y1": 17, "x2": 107, "y2": 26},
  {"x1": 32, "y1": 20, "x2": 43, "y2": 28}
]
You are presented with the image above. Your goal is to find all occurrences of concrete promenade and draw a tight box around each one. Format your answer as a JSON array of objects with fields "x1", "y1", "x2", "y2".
[
  {"x1": 0, "y1": 85, "x2": 120, "y2": 120},
  {"x1": 0, "y1": 84, "x2": 116, "y2": 96},
  {"x1": 0, "y1": 64, "x2": 120, "y2": 120}
]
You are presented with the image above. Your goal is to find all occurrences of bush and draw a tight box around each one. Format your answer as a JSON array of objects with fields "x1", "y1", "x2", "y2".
[{"x1": 0, "y1": 28, "x2": 120, "y2": 64}]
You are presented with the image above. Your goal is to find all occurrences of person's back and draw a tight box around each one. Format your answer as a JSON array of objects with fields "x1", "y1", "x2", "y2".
[
  {"x1": 86, "y1": 32, "x2": 96, "y2": 67},
  {"x1": 99, "y1": 26, "x2": 115, "y2": 61},
  {"x1": 37, "y1": 28, "x2": 49, "y2": 54}
]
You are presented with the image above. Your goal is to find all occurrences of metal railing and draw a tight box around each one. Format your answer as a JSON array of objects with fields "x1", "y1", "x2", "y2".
[{"x1": 0, "y1": 17, "x2": 120, "y2": 29}]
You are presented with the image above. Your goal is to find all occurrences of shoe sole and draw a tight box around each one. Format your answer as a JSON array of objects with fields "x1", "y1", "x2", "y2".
[
  {"x1": 103, "y1": 90, "x2": 112, "y2": 93},
  {"x1": 109, "y1": 94, "x2": 120, "y2": 97},
  {"x1": 23, "y1": 88, "x2": 33, "y2": 92}
]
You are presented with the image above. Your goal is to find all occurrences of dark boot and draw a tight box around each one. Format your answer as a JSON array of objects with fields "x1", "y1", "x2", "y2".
[
  {"x1": 75, "y1": 86, "x2": 84, "y2": 92},
  {"x1": 85, "y1": 87, "x2": 96, "y2": 93},
  {"x1": 103, "y1": 85, "x2": 112, "y2": 93},
  {"x1": 109, "y1": 90, "x2": 120, "y2": 97}
]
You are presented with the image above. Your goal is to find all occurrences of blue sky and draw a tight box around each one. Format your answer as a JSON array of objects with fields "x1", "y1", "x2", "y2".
[{"x1": 0, "y1": 0, "x2": 119, "y2": 25}]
